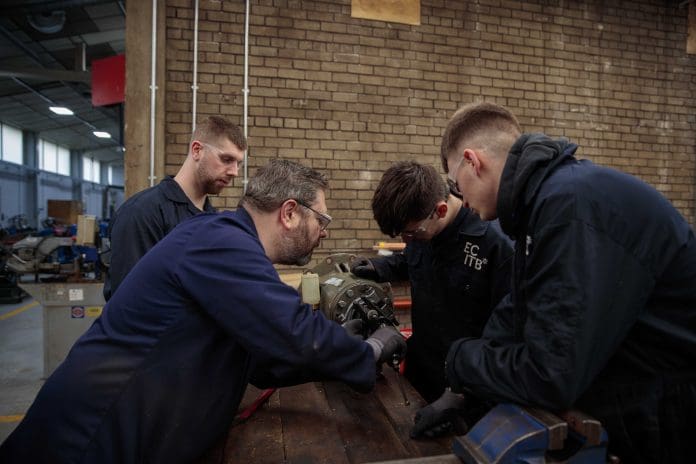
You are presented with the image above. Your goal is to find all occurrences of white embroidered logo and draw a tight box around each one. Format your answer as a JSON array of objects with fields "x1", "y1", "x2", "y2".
[
  {"x1": 463, "y1": 241, "x2": 488, "y2": 271},
  {"x1": 526, "y1": 235, "x2": 533, "y2": 256}
]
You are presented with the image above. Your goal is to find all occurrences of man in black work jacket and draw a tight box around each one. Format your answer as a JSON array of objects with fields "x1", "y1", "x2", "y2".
[
  {"x1": 103, "y1": 116, "x2": 247, "y2": 300},
  {"x1": 438, "y1": 101, "x2": 696, "y2": 463},
  {"x1": 351, "y1": 161, "x2": 513, "y2": 437},
  {"x1": 0, "y1": 159, "x2": 406, "y2": 464}
]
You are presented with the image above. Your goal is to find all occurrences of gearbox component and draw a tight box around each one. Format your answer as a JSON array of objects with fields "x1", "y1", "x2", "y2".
[{"x1": 308, "y1": 253, "x2": 398, "y2": 337}]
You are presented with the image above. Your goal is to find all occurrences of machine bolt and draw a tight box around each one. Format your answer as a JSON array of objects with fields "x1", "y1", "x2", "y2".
[
  {"x1": 338, "y1": 300, "x2": 346, "y2": 309},
  {"x1": 346, "y1": 289, "x2": 354, "y2": 298}
]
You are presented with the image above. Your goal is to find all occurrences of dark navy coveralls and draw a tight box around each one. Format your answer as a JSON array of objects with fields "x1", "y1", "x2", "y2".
[
  {"x1": 446, "y1": 133, "x2": 696, "y2": 463},
  {"x1": 0, "y1": 209, "x2": 376, "y2": 464},
  {"x1": 369, "y1": 207, "x2": 513, "y2": 403},
  {"x1": 103, "y1": 176, "x2": 215, "y2": 301}
]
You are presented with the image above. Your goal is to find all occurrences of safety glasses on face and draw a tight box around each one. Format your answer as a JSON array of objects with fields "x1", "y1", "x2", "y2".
[
  {"x1": 447, "y1": 178, "x2": 463, "y2": 199},
  {"x1": 294, "y1": 199, "x2": 332, "y2": 231},
  {"x1": 198, "y1": 141, "x2": 244, "y2": 169},
  {"x1": 400, "y1": 208, "x2": 437, "y2": 240}
]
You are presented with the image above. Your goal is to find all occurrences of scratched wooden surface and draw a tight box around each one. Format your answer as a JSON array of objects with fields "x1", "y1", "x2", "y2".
[{"x1": 199, "y1": 367, "x2": 456, "y2": 464}]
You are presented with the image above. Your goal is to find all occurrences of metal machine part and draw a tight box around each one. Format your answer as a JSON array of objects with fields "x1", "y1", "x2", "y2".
[
  {"x1": 309, "y1": 253, "x2": 409, "y2": 405},
  {"x1": 308, "y1": 253, "x2": 399, "y2": 338},
  {"x1": 5, "y1": 235, "x2": 102, "y2": 280},
  {"x1": 7, "y1": 235, "x2": 76, "y2": 274}
]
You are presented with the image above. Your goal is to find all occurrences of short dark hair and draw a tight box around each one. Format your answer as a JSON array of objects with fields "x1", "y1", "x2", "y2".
[
  {"x1": 371, "y1": 161, "x2": 449, "y2": 237},
  {"x1": 440, "y1": 101, "x2": 521, "y2": 172},
  {"x1": 192, "y1": 116, "x2": 248, "y2": 151},
  {"x1": 239, "y1": 159, "x2": 328, "y2": 212}
]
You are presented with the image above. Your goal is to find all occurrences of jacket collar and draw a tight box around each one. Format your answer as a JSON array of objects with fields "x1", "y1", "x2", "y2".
[
  {"x1": 496, "y1": 133, "x2": 577, "y2": 239},
  {"x1": 160, "y1": 176, "x2": 215, "y2": 212}
]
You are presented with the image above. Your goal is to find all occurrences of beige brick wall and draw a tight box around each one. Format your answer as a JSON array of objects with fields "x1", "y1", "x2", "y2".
[{"x1": 161, "y1": 0, "x2": 696, "y2": 265}]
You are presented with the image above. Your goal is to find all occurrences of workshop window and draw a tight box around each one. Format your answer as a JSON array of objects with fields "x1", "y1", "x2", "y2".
[
  {"x1": 57, "y1": 146, "x2": 70, "y2": 175},
  {"x1": 1, "y1": 123, "x2": 23, "y2": 165},
  {"x1": 83, "y1": 156, "x2": 100, "y2": 183},
  {"x1": 39, "y1": 139, "x2": 70, "y2": 176}
]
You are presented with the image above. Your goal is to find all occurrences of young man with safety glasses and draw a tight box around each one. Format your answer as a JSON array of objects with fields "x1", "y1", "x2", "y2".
[
  {"x1": 103, "y1": 116, "x2": 247, "y2": 300},
  {"x1": 350, "y1": 160, "x2": 513, "y2": 438}
]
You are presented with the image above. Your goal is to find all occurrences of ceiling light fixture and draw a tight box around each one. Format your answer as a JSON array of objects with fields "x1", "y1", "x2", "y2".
[
  {"x1": 27, "y1": 10, "x2": 67, "y2": 34},
  {"x1": 49, "y1": 106, "x2": 74, "y2": 115},
  {"x1": 93, "y1": 131, "x2": 111, "y2": 139}
]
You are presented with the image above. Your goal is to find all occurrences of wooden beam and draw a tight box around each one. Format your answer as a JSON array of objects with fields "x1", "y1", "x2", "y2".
[
  {"x1": 124, "y1": 0, "x2": 166, "y2": 198},
  {"x1": 688, "y1": 1, "x2": 696, "y2": 54}
]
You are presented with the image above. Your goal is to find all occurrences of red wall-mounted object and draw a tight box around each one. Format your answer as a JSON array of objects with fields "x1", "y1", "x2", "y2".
[{"x1": 91, "y1": 54, "x2": 125, "y2": 106}]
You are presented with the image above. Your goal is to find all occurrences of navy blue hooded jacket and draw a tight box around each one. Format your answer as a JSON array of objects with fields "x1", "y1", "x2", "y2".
[
  {"x1": 446, "y1": 134, "x2": 696, "y2": 461},
  {"x1": 0, "y1": 208, "x2": 376, "y2": 464},
  {"x1": 370, "y1": 206, "x2": 513, "y2": 402}
]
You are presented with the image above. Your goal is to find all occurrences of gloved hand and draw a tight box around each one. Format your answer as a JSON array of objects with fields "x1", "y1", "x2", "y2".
[
  {"x1": 342, "y1": 318, "x2": 366, "y2": 341},
  {"x1": 410, "y1": 389, "x2": 468, "y2": 439},
  {"x1": 365, "y1": 326, "x2": 406, "y2": 364},
  {"x1": 350, "y1": 256, "x2": 378, "y2": 280}
]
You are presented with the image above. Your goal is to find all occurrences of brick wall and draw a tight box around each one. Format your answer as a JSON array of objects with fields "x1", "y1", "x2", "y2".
[{"x1": 162, "y1": 0, "x2": 696, "y2": 265}]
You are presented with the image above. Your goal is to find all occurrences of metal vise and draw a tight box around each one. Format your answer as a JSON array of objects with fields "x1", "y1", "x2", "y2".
[
  {"x1": 453, "y1": 403, "x2": 609, "y2": 463},
  {"x1": 307, "y1": 253, "x2": 399, "y2": 338}
]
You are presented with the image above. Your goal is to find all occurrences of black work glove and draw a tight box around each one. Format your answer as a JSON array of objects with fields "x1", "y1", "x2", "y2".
[
  {"x1": 342, "y1": 318, "x2": 366, "y2": 341},
  {"x1": 365, "y1": 326, "x2": 406, "y2": 364},
  {"x1": 350, "y1": 256, "x2": 378, "y2": 280},
  {"x1": 410, "y1": 389, "x2": 468, "y2": 439}
]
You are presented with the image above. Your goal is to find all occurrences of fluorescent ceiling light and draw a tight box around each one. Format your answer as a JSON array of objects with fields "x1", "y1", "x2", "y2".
[
  {"x1": 49, "y1": 106, "x2": 73, "y2": 115},
  {"x1": 93, "y1": 131, "x2": 111, "y2": 139}
]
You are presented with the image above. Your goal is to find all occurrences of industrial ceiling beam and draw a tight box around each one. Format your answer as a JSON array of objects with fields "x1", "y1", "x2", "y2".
[
  {"x1": 0, "y1": 67, "x2": 91, "y2": 84},
  {"x1": 0, "y1": 0, "x2": 114, "y2": 13}
]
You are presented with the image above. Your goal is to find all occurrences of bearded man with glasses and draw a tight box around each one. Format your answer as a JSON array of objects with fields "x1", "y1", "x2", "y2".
[
  {"x1": 103, "y1": 116, "x2": 247, "y2": 301},
  {"x1": 350, "y1": 160, "x2": 513, "y2": 438},
  {"x1": 1, "y1": 159, "x2": 406, "y2": 464}
]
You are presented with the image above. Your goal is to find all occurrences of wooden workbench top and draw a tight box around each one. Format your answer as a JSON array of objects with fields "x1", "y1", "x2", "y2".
[{"x1": 199, "y1": 367, "x2": 458, "y2": 464}]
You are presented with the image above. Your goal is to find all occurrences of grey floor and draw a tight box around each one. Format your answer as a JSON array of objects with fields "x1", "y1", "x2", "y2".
[{"x1": 0, "y1": 296, "x2": 44, "y2": 444}]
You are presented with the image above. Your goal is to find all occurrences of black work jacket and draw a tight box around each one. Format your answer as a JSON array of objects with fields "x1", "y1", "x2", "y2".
[
  {"x1": 371, "y1": 207, "x2": 513, "y2": 401},
  {"x1": 103, "y1": 176, "x2": 214, "y2": 300},
  {"x1": 447, "y1": 134, "x2": 696, "y2": 409}
]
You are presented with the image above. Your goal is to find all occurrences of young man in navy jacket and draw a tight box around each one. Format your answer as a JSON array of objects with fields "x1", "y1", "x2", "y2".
[
  {"x1": 351, "y1": 161, "x2": 513, "y2": 438},
  {"x1": 439, "y1": 101, "x2": 696, "y2": 463},
  {"x1": 104, "y1": 116, "x2": 247, "y2": 300}
]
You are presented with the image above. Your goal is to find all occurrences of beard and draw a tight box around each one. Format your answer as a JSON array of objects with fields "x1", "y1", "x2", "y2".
[
  {"x1": 197, "y1": 163, "x2": 229, "y2": 195},
  {"x1": 275, "y1": 221, "x2": 320, "y2": 266}
]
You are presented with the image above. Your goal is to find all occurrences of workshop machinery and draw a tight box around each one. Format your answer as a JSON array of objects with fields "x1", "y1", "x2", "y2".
[
  {"x1": 0, "y1": 245, "x2": 25, "y2": 303},
  {"x1": 0, "y1": 214, "x2": 34, "y2": 302},
  {"x1": 306, "y1": 255, "x2": 612, "y2": 463},
  {"x1": 4, "y1": 215, "x2": 108, "y2": 377},
  {"x1": 307, "y1": 252, "x2": 411, "y2": 403},
  {"x1": 307, "y1": 252, "x2": 399, "y2": 337},
  {"x1": 5, "y1": 223, "x2": 104, "y2": 279},
  {"x1": 233, "y1": 253, "x2": 406, "y2": 427}
]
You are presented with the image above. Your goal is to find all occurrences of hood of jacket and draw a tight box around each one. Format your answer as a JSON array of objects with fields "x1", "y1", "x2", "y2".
[{"x1": 496, "y1": 133, "x2": 578, "y2": 238}]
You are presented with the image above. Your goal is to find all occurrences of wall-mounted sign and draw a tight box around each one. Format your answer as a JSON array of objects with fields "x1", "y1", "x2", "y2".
[{"x1": 351, "y1": 0, "x2": 420, "y2": 26}]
